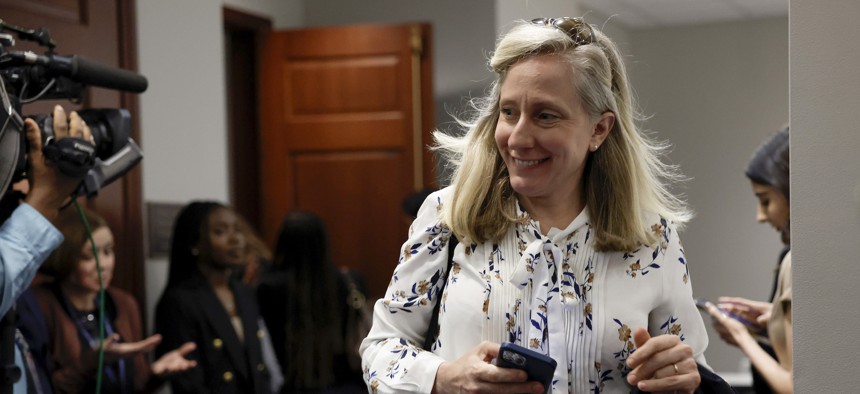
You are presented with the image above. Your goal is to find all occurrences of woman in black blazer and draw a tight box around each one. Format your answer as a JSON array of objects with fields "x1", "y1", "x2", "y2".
[{"x1": 155, "y1": 201, "x2": 270, "y2": 394}]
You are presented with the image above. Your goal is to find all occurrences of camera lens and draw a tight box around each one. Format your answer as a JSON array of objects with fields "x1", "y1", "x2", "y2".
[
  {"x1": 33, "y1": 108, "x2": 130, "y2": 159},
  {"x1": 77, "y1": 108, "x2": 131, "y2": 158}
]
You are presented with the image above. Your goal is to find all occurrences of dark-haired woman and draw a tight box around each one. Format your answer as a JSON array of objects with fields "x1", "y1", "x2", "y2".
[
  {"x1": 155, "y1": 201, "x2": 270, "y2": 394},
  {"x1": 707, "y1": 127, "x2": 792, "y2": 393},
  {"x1": 257, "y1": 210, "x2": 366, "y2": 393}
]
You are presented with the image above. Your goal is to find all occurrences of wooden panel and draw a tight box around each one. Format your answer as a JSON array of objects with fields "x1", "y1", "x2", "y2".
[
  {"x1": 283, "y1": 119, "x2": 405, "y2": 151},
  {"x1": 287, "y1": 56, "x2": 401, "y2": 114},
  {"x1": 259, "y1": 23, "x2": 435, "y2": 299},
  {"x1": 0, "y1": 0, "x2": 83, "y2": 22},
  {"x1": 293, "y1": 150, "x2": 408, "y2": 298},
  {"x1": 281, "y1": 24, "x2": 412, "y2": 57}
]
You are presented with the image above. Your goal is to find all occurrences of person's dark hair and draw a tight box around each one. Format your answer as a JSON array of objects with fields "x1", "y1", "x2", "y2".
[
  {"x1": 401, "y1": 188, "x2": 434, "y2": 218},
  {"x1": 746, "y1": 126, "x2": 790, "y2": 201},
  {"x1": 166, "y1": 201, "x2": 224, "y2": 288},
  {"x1": 745, "y1": 126, "x2": 790, "y2": 243},
  {"x1": 272, "y1": 210, "x2": 342, "y2": 388}
]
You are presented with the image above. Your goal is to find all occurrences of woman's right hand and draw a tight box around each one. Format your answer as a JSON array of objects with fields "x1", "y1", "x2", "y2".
[
  {"x1": 98, "y1": 333, "x2": 162, "y2": 363},
  {"x1": 718, "y1": 296, "x2": 772, "y2": 328},
  {"x1": 707, "y1": 305, "x2": 751, "y2": 347},
  {"x1": 432, "y1": 341, "x2": 544, "y2": 394}
]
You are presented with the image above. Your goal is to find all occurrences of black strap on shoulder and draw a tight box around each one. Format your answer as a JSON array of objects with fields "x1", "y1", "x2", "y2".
[{"x1": 423, "y1": 234, "x2": 458, "y2": 350}]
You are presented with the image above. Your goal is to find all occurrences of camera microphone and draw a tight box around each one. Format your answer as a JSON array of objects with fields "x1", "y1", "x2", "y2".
[
  {"x1": 13, "y1": 51, "x2": 148, "y2": 93},
  {"x1": 0, "y1": 21, "x2": 148, "y2": 199},
  {"x1": 67, "y1": 55, "x2": 148, "y2": 93}
]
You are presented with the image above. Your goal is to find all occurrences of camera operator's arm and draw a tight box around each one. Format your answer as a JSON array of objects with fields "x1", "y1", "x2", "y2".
[{"x1": 0, "y1": 105, "x2": 91, "y2": 316}]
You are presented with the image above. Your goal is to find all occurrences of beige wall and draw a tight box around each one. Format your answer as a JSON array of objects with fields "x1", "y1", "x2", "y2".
[
  {"x1": 791, "y1": 1, "x2": 860, "y2": 391},
  {"x1": 495, "y1": 0, "x2": 582, "y2": 34}
]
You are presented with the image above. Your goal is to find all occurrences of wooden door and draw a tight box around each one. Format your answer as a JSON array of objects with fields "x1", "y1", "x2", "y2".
[
  {"x1": 259, "y1": 23, "x2": 436, "y2": 299},
  {"x1": 0, "y1": 0, "x2": 144, "y2": 304}
]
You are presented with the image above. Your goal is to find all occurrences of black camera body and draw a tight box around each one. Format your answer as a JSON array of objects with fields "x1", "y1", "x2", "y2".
[{"x1": 0, "y1": 20, "x2": 146, "y2": 200}]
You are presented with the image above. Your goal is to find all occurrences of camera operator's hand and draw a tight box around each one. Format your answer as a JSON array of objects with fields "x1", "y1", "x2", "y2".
[{"x1": 23, "y1": 105, "x2": 92, "y2": 221}]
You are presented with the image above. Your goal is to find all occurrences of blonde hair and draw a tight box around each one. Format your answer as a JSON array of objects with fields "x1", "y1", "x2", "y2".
[{"x1": 434, "y1": 20, "x2": 690, "y2": 252}]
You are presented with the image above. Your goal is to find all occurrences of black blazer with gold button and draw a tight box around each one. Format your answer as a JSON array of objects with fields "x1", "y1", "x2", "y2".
[{"x1": 155, "y1": 272, "x2": 269, "y2": 394}]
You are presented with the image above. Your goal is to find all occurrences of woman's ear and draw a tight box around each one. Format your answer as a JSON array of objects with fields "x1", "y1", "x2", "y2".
[{"x1": 590, "y1": 111, "x2": 615, "y2": 151}]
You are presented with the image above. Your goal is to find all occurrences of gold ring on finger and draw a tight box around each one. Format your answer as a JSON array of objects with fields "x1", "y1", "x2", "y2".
[{"x1": 672, "y1": 363, "x2": 679, "y2": 374}]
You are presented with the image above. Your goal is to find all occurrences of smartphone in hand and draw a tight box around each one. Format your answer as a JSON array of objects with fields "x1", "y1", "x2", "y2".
[
  {"x1": 695, "y1": 298, "x2": 767, "y2": 336},
  {"x1": 495, "y1": 342, "x2": 557, "y2": 394}
]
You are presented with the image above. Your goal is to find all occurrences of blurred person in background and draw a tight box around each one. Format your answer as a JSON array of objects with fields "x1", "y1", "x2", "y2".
[
  {"x1": 707, "y1": 126, "x2": 792, "y2": 394},
  {"x1": 35, "y1": 207, "x2": 196, "y2": 393},
  {"x1": 257, "y1": 210, "x2": 366, "y2": 393},
  {"x1": 155, "y1": 201, "x2": 270, "y2": 394}
]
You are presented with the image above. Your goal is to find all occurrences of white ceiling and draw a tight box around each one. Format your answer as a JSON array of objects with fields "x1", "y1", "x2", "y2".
[{"x1": 578, "y1": 0, "x2": 788, "y2": 30}]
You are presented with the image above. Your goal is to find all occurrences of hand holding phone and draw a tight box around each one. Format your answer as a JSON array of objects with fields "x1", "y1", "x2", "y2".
[
  {"x1": 494, "y1": 342, "x2": 557, "y2": 394},
  {"x1": 695, "y1": 297, "x2": 767, "y2": 337}
]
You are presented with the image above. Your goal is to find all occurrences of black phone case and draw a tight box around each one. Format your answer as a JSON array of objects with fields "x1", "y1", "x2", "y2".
[{"x1": 496, "y1": 342, "x2": 557, "y2": 394}]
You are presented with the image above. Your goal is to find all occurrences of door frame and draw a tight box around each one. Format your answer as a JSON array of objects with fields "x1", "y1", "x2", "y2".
[
  {"x1": 115, "y1": 0, "x2": 146, "y2": 313},
  {"x1": 223, "y1": 7, "x2": 272, "y2": 231}
]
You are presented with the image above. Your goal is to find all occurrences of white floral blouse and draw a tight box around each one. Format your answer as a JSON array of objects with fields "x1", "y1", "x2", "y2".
[{"x1": 360, "y1": 188, "x2": 709, "y2": 393}]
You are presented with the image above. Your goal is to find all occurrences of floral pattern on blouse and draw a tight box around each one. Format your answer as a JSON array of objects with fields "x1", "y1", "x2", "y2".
[
  {"x1": 661, "y1": 315, "x2": 686, "y2": 342},
  {"x1": 359, "y1": 187, "x2": 709, "y2": 394},
  {"x1": 612, "y1": 319, "x2": 636, "y2": 376},
  {"x1": 590, "y1": 361, "x2": 614, "y2": 393}
]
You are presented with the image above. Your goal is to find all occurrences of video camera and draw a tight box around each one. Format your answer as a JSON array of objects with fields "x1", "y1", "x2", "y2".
[{"x1": 0, "y1": 19, "x2": 146, "y2": 201}]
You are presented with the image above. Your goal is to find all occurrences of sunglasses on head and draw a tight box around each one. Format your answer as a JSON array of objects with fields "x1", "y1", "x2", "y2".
[{"x1": 530, "y1": 17, "x2": 595, "y2": 46}]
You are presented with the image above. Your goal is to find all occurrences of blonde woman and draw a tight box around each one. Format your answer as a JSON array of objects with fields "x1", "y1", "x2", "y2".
[{"x1": 361, "y1": 17, "x2": 710, "y2": 394}]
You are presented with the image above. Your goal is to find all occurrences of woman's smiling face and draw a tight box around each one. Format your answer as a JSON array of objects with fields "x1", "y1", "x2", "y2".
[{"x1": 495, "y1": 54, "x2": 612, "y2": 206}]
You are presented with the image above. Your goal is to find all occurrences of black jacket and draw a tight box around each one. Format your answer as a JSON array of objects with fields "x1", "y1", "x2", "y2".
[{"x1": 155, "y1": 272, "x2": 270, "y2": 394}]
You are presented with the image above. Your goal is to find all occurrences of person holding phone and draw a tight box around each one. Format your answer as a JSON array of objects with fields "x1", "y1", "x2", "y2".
[
  {"x1": 361, "y1": 17, "x2": 710, "y2": 394},
  {"x1": 706, "y1": 127, "x2": 792, "y2": 393}
]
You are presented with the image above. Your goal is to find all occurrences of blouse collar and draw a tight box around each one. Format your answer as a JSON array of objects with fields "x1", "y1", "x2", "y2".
[{"x1": 515, "y1": 199, "x2": 590, "y2": 243}]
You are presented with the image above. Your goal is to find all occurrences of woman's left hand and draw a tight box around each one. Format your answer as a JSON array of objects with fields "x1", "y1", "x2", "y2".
[
  {"x1": 151, "y1": 341, "x2": 198, "y2": 376},
  {"x1": 626, "y1": 327, "x2": 700, "y2": 393}
]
